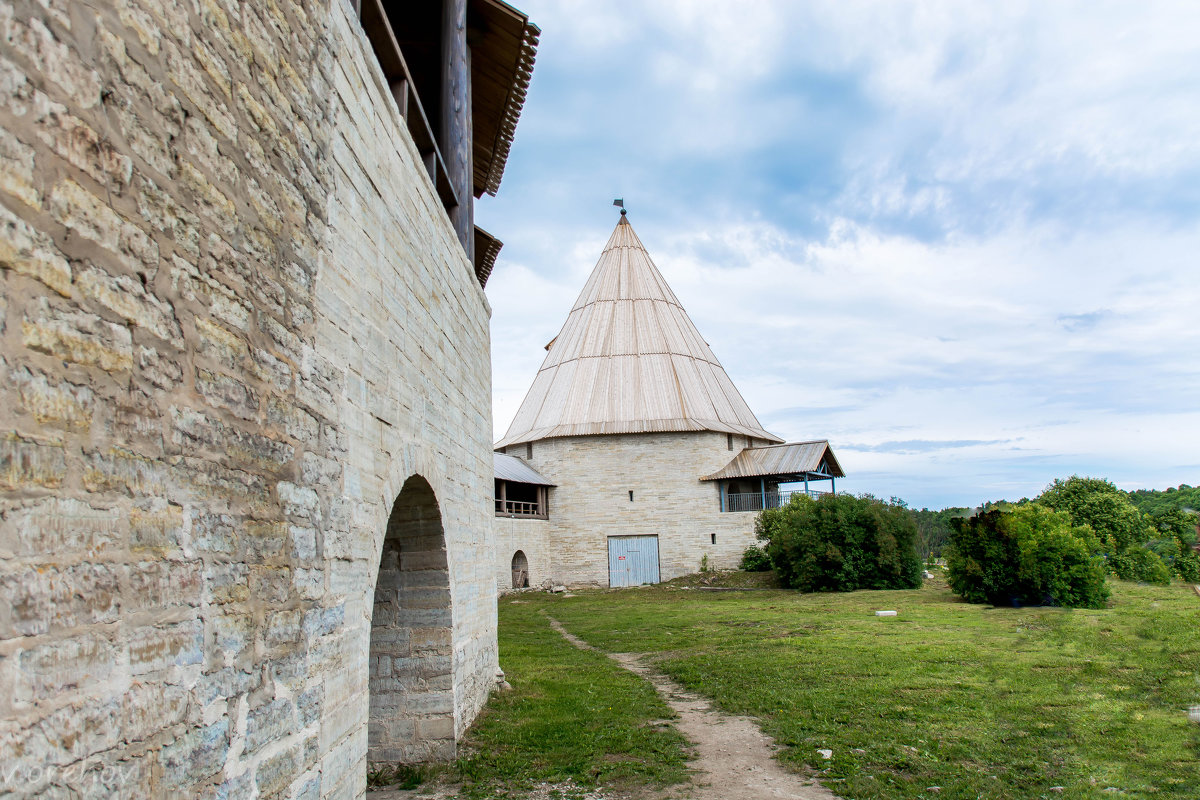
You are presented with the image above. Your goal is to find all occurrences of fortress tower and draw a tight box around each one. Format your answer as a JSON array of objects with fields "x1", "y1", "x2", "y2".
[{"x1": 493, "y1": 213, "x2": 844, "y2": 588}]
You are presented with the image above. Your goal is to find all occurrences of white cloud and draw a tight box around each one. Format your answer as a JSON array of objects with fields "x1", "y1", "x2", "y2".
[{"x1": 481, "y1": 0, "x2": 1200, "y2": 507}]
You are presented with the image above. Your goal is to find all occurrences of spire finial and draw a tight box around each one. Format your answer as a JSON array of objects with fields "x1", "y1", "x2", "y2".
[{"x1": 613, "y1": 198, "x2": 626, "y2": 216}]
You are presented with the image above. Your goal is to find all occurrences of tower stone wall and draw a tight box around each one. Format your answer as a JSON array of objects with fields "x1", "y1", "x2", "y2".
[
  {"x1": 493, "y1": 515, "x2": 551, "y2": 589},
  {"x1": 0, "y1": 1, "x2": 498, "y2": 797},
  {"x1": 506, "y1": 432, "x2": 760, "y2": 586}
]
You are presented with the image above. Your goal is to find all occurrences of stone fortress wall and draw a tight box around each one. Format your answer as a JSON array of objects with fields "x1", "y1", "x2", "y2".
[
  {"x1": 0, "y1": 1, "x2": 498, "y2": 797},
  {"x1": 493, "y1": 515, "x2": 550, "y2": 590},
  {"x1": 503, "y1": 431, "x2": 762, "y2": 587}
]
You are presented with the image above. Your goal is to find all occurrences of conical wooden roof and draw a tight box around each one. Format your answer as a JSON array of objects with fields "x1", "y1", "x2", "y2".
[{"x1": 496, "y1": 214, "x2": 783, "y2": 448}]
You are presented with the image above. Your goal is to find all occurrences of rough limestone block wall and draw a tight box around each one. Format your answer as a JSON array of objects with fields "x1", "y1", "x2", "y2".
[
  {"x1": 318, "y1": 2, "x2": 498, "y2": 773},
  {"x1": 512, "y1": 432, "x2": 759, "y2": 586},
  {"x1": 493, "y1": 515, "x2": 551, "y2": 590},
  {"x1": 0, "y1": 1, "x2": 497, "y2": 798}
]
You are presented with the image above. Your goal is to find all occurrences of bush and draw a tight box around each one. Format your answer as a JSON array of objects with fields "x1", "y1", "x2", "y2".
[
  {"x1": 1036, "y1": 476, "x2": 1147, "y2": 553},
  {"x1": 1146, "y1": 508, "x2": 1200, "y2": 582},
  {"x1": 1109, "y1": 546, "x2": 1172, "y2": 585},
  {"x1": 756, "y1": 493, "x2": 921, "y2": 592},
  {"x1": 739, "y1": 545, "x2": 773, "y2": 572},
  {"x1": 944, "y1": 506, "x2": 1109, "y2": 608}
]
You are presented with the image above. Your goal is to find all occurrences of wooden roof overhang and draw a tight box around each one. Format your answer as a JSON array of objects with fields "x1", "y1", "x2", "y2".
[
  {"x1": 701, "y1": 440, "x2": 846, "y2": 482},
  {"x1": 468, "y1": 0, "x2": 539, "y2": 198},
  {"x1": 355, "y1": 0, "x2": 538, "y2": 287},
  {"x1": 474, "y1": 226, "x2": 503, "y2": 287}
]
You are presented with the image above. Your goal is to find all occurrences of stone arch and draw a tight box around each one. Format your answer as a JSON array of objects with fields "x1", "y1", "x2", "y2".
[
  {"x1": 368, "y1": 474, "x2": 455, "y2": 764},
  {"x1": 511, "y1": 550, "x2": 529, "y2": 588}
]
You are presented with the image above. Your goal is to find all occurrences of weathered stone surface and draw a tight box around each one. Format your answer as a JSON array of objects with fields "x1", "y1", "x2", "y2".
[
  {"x1": 8, "y1": 364, "x2": 96, "y2": 429},
  {"x1": 127, "y1": 619, "x2": 203, "y2": 674},
  {"x1": 33, "y1": 95, "x2": 133, "y2": 192},
  {"x1": 22, "y1": 296, "x2": 133, "y2": 372},
  {"x1": 75, "y1": 264, "x2": 180, "y2": 345},
  {"x1": 0, "y1": 430, "x2": 66, "y2": 489},
  {"x1": 0, "y1": 1, "x2": 501, "y2": 796},
  {"x1": 0, "y1": 496, "x2": 121, "y2": 556},
  {"x1": 0, "y1": 202, "x2": 71, "y2": 294},
  {"x1": 0, "y1": 562, "x2": 119, "y2": 636},
  {"x1": 16, "y1": 632, "x2": 117, "y2": 701},
  {"x1": 499, "y1": 431, "x2": 769, "y2": 588},
  {"x1": 160, "y1": 717, "x2": 229, "y2": 787},
  {"x1": 0, "y1": 126, "x2": 40, "y2": 209}
]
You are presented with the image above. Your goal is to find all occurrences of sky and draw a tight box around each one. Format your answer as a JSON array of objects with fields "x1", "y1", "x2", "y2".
[{"x1": 474, "y1": 0, "x2": 1200, "y2": 510}]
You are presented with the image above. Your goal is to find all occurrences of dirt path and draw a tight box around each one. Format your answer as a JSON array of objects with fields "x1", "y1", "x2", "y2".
[
  {"x1": 368, "y1": 617, "x2": 840, "y2": 800},
  {"x1": 545, "y1": 616, "x2": 839, "y2": 800}
]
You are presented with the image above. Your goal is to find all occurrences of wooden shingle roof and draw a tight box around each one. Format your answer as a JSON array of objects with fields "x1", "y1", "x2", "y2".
[
  {"x1": 469, "y1": 0, "x2": 540, "y2": 197},
  {"x1": 495, "y1": 215, "x2": 783, "y2": 448}
]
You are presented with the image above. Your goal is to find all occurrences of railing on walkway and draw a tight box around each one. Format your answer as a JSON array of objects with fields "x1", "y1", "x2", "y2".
[
  {"x1": 495, "y1": 499, "x2": 547, "y2": 519},
  {"x1": 722, "y1": 488, "x2": 829, "y2": 513}
]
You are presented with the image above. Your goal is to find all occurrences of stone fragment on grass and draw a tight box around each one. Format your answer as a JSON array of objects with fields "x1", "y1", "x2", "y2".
[
  {"x1": 817, "y1": 748, "x2": 832, "y2": 759},
  {"x1": 875, "y1": 610, "x2": 897, "y2": 617}
]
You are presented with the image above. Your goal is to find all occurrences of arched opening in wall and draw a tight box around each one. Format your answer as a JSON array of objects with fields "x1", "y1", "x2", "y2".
[
  {"x1": 369, "y1": 475, "x2": 455, "y2": 766},
  {"x1": 511, "y1": 550, "x2": 529, "y2": 588}
]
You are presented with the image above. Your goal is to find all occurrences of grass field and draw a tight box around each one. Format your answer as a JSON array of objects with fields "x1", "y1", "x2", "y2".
[
  {"x1": 450, "y1": 597, "x2": 691, "y2": 799},
  {"x1": 448, "y1": 575, "x2": 1200, "y2": 799}
]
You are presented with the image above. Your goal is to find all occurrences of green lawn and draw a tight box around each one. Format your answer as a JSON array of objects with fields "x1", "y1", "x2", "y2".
[
  {"x1": 450, "y1": 599, "x2": 691, "y2": 799},
  {"x1": 457, "y1": 576, "x2": 1200, "y2": 800}
]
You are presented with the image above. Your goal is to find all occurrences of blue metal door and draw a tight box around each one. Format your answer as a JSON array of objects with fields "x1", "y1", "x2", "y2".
[{"x1": 607, "y1": 535, "x2": 660, "y2": 587}]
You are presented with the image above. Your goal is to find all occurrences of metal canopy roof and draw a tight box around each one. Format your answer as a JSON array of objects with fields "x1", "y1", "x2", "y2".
[
  {"x1": 701, "y1": 440, "x2": 845, "y2": 481},
  {"x1": 495, "y1": 215, "x2": 784, "y2": 449},
  {"x1": 493, "y1": 452, "x2": 554, "y2": 485}
]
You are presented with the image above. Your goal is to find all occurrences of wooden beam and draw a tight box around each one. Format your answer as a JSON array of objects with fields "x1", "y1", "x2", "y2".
[
  {"x1": 359, "y1": 0, "x2": 458, "y2": 211},
  {"x1": 389, "y1": 78, "x2": 408, "y2": 118},
  {"x1": 441, "y1": 0, "x2": 473, "y2": 255}
]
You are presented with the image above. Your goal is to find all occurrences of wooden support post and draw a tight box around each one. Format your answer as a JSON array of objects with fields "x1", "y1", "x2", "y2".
[
  {"x1": 760, "y1": 477, "x2": 766, "y2": 510},
  {"x1": 441, "y1": 0, "x2": 473, "y2": 256},
  {"x1": 389, "y1": 78, "x2": 408, "y2": 119},
  {"x1": 719, "y1": 482, "x2": 726, "y2": 513},
  {"x1": 498, "y1": 480, "x2": 506, "y2": 514},
  {"x1": 804, "y1": 473, "x2": 809, "y2": 496},
  {"x1": 831, "y1": 476, "x2": 836, "y2": 495}
]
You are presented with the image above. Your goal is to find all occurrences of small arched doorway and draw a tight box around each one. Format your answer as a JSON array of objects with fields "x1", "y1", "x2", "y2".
[
  {"x1": 511, "y1": 550, "x2": 529, "y2": 588},
  {"x1": 368, "y1": 475, "x2": 455, "y2": 765}
]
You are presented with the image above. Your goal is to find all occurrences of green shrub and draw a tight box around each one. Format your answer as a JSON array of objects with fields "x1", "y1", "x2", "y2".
[
  {"x1": 1109, "y1": 546, "x2": 1172, "y2": 585},
  {"x1": 739, "y1": 545, "x2": 773, "y2": 572},
  {"x1": 1146, "y1": 508, "x2": 1200, "y2": 581},
  {"x1": 1036, "y1": 476, "x2": 1148, "y2": 553},
  {"x1": 756, "y1": 493, "x2": 921, "y2": 592},
  {"x1": 944, "y1": 506, "x2": 1109, "y2": 608},
  {"x1": 1175, "y1": 549, "x2": 1200, "y2": 583}
]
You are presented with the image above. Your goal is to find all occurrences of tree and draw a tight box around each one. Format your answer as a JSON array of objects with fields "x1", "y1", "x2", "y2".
[
  {"x1": 1037, "y1": 476, "x2": 1147, "y2": 553},
  {"x1": 1036, "y1": 475, "x2": 1191, "y2": 582},
  {"x1": 1145, "y1": 507, "x2": 1200, "y2": 583},
  {"x1": 757, "y1": 493, "x2": 922, "y2": 592},
  {"x1": 944, "y1": 506, "x2": 1109, "y2": 609},
  {"x1": 909, "y1": 507, "x2": 971, "y2": 562}
]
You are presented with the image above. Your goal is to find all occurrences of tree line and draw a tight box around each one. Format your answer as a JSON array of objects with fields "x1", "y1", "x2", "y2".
[{"x1": 742, "y1": 476, "x2": 1199, "y2": 609}]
